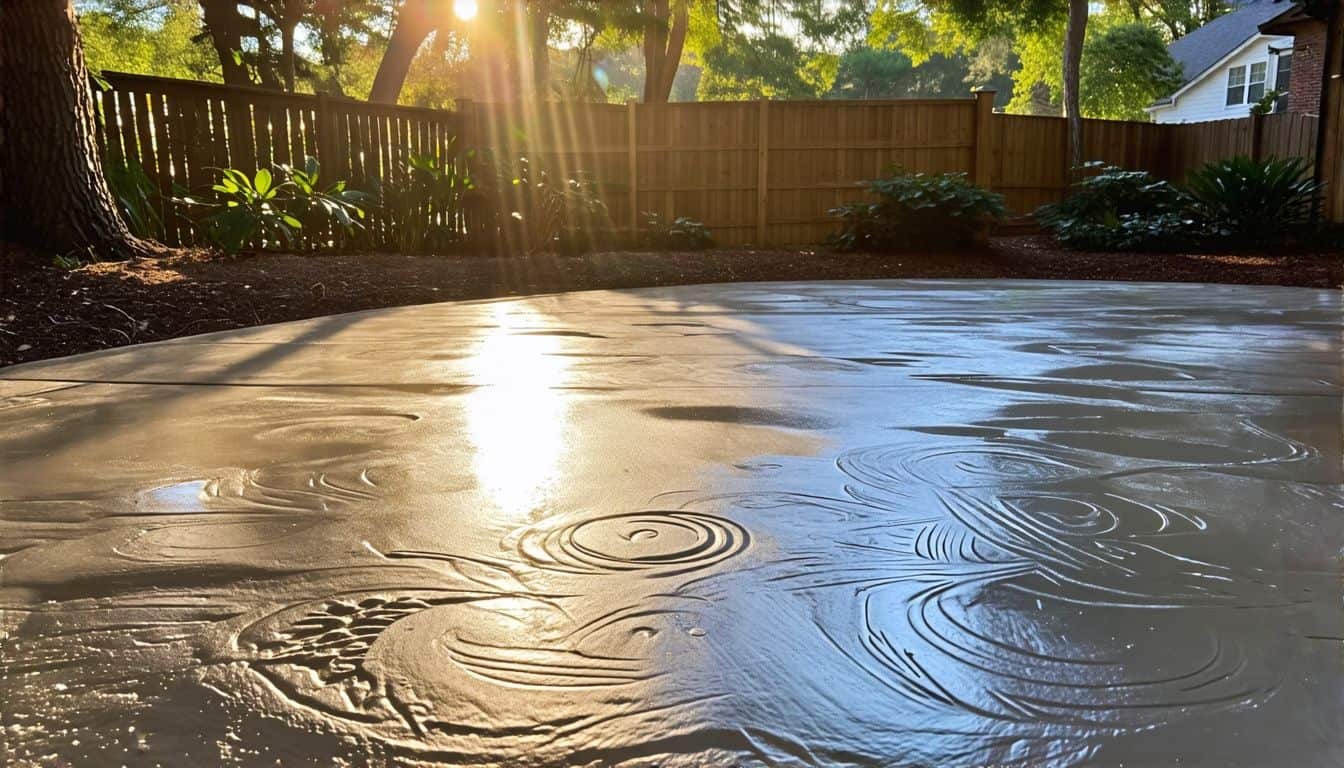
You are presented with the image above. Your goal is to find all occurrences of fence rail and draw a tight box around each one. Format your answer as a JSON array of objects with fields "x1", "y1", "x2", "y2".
[{"x1": 91, "y1": 71, "x2": 1323, "y2": 248}]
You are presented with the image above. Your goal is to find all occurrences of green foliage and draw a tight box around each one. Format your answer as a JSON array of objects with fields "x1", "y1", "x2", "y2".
[
  {"x1": 374, "y1": 145, "x2": 473, "y2": 252},
  {"x1": 830, "y1": 46, "x2": 915, "y2": 99},
  {"x1": 518, "y1": 161, "x2": 613, "y2": 254},
  {"x1": 830, "y1": 169, "x2": 1005, "y2": 252},
  {"x1": 1005, "y1": 15, "x2": 1183, "y2": 119},
  {"x1": 77, "y1": 0, "x2": 220, "y2": 82},
  {"x1": 693, "y1": 0, "x2": 862, "y2": 101},
  {"x1": 1186, "y1": 156, "x2": 1322, "y2": 244},
  {"x1": 1250, "y1": 89, "x2": 1282, "y2": 117},
  {"x1": 280, "y1": 156, "x2": 370, "y2": 246},
  {"x1": 103, "y1": 158, "x2": 165, "y2": 241},
  {"x1": 1036, "y1": 162, "x2": 1197, "y2": 250},
  {"x1": 474, "y1": 156, "x2": 613, "y2": 254},
  {"x1": 697, "y1": 33, "x2": 835, "y2": 100},
  {"x1": 1039, "y1": 157, "x2": 1323, "y2": 250},
  {"x1": 177, "y1": 159, "x2": 367, "y2": 253},
  {"x1": 641, "y1": 212, "x2": 714, "y2": 250},
  {"x1": 52, "y1": 252, "x2": 90, "y2": 270},
  {"x1": 178, "y1": 167, "x2": 302, "y2": 252},
  {"x1": 828, "y1": 47, "x2": 1012, "y2": 102},
  {"x1": 1080, "y1": 23, "x2": 1183, "y2": 121}
]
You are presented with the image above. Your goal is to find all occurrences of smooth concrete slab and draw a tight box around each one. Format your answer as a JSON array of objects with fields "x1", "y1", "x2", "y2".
[{"x1": 1, "y1": 280, "x2": 1341, "y2": 767}]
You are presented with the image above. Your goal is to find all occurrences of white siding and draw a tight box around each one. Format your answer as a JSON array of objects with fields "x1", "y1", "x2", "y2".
[{"x1": 1150, "y1": 34, "x2": 1293, "y2": 124}]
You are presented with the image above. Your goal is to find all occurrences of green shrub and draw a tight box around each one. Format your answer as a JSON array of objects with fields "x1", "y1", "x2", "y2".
[
  {"x1": 1186, "y1": 156, "x2": 1321, "y2": 244},
  {"x1": 1035, "y1": 162, "x2": 1197, "y2": 251},
  {"x1": 642, "y1": 212, "x2": 714, "y2": 250},
  {"x1": 504, "y1": 156, "x2": 613, "y2": 254},
  {"x1": 373, "y1": 143, "x2": 473, "y2": 253},
  {"x1": 829, "y1": 169, "x2": 1005, "y2": 252},
  {"x1": 176, "y1": 159, "x2": 368, "y2": 253},
  {"x1": 1041, "y1": 157, "x2": 1323, "y2": 252},
  {"x1": 103, "y1": 158, "x2": 165, "y2": 242},
  {"x1": 280, "y1": 157, "x2": 370, "y2": 245},
  {"x1": 177, "y1": 167, "x2": 301, "y2": 252},
  {"x1": 457, "y1": 153, "x2": 613, "y2": 253}
]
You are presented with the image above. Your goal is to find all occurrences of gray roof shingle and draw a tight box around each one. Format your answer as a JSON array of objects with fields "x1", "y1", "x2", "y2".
[{"x1": 1167, "y1": 0, "x2": 1296, "y2": 89}]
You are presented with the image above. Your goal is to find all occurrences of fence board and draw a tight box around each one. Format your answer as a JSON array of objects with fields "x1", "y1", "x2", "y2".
[{"x1": 91, "y1": 71, "x2": 1332, "y2": 249}]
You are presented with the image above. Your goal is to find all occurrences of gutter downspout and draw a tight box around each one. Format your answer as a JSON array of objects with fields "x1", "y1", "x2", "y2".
[{"x1": 1312, "y1": 0, "x2": 1340, "y2": 224}]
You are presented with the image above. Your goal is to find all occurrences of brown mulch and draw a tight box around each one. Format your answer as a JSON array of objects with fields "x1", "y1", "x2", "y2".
[{"x1": 2, "y1": 235, "x2": 1341, "y2": 368}]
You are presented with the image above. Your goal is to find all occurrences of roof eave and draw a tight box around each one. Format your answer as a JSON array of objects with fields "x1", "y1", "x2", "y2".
[{"x1": 1161, "y1": 33, "x2": 1288, "y2": 106}]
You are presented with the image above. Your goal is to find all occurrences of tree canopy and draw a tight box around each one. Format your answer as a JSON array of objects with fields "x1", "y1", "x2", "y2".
[{"x1": 73, "y1": 0, "x2": 1223, "y2": 117}]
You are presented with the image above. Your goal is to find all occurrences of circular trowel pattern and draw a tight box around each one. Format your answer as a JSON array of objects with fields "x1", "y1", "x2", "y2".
[
  {"x1": 3, "y1": 281, "x2": 1341, "y2": 768},
  {"x1": 511, "y1": 510, "x2": 750, "y2": 576}
]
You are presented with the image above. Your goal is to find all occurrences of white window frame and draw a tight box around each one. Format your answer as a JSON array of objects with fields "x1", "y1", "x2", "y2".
[
  {"x1": 1226, "y1": 65, "x2": 1248, "y2": 106},
  {"x1": 1247, "y1": 61, "x2": 1268, "y2": 103},
  {"x1": 1225, "y1": 60, "x2": 1271, "y2": 110}
]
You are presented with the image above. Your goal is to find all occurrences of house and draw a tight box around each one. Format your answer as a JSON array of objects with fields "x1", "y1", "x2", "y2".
[
  {"x1": 1147, "y1": 0, "x2": 1299, "y2": 123},
  {"x1": 1257, "y1": 0, "x2": 1331, "y2": 115}
]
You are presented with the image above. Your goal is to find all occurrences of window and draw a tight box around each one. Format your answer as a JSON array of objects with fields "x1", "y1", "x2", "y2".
[
  {"x1": 1248, "y1": 61, "x2": 1268, "y2": 103},
  {"x1": 1225, "y1": 61, "x2": 1270, "y2": 107},
  {"x1": 1275, "y1": 53, "x2": 1292, "y2": 111},
  {"x1": 1226, "y1": 65, "x2": 1247, "y2": 105}
]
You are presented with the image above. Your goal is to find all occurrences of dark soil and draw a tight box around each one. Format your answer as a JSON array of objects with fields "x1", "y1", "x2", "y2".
[{"x1": 3, "y1": 236, "x2": 1340, "y2": 367}]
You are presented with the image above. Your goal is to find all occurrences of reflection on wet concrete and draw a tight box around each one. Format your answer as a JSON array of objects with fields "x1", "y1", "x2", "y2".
[{"x1": 1, "y1": 280, "x2": 1341, "y2": 767}]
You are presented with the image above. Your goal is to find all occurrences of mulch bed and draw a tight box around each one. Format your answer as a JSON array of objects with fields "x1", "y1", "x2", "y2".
[{"x1": 2, "y1": 236, "x2": 1340, "y2": 367}]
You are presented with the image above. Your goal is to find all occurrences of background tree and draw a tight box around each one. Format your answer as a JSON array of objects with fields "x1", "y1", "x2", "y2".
[
  {"x1": 3, "y1": 0, "x2": 160, "y2": 258},
  {"x1": 370, "y1": 0, "x2": 446, "y2": 102},
  {"x1": 642, "y1": 0, "x2": 690, "y2": 102},
  {"x1": 1080, "y1": 22, "x2": 1183, "y2": 119},
  {"x1": 692, "y1": 0, "x2": 861, "y2": 100},
  {"x1": 1006, "y1": 14, "x2": 1184, "y2": 120},
  {"x1": 79, "y1": 0, "x2": 219, "y2": 81},
  {"x1": 829, "y1": 46, "x2": 1013, "y2": 102}
]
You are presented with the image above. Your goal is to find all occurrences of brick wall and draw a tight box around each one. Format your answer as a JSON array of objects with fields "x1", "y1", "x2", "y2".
[{"x1": 1288, "y1": 22, "x2": 1327, "y2": 115}]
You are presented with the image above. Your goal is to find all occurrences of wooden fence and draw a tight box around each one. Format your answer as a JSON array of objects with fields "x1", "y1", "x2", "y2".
[
  {"x1": 91, "y1": 71, "x2": 1324, "y2": 248},
  {"x1": 1165, "y1": 112, "x2": 1320, "y2": 180}
]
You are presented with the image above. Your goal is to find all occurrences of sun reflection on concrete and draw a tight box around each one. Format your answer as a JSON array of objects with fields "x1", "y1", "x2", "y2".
[{"x1": 464, "y1": 304, "x2": 572, "y2": 518}]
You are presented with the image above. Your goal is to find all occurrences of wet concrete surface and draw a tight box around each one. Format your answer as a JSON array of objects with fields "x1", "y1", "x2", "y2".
[{"x1": 1, "y1": 280, "x2": 1341, "y2": 767}]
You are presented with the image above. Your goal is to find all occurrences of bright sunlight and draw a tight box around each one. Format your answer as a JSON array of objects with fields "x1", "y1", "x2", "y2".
[{"x1": 453, "y1": 0, "x2": 478, "y2": 21}]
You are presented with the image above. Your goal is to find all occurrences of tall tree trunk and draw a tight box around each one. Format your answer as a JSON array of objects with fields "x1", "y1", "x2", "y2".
[
  {"x1": 1, "y1": 0, "x2": 160, "y2": 259},
  {"x1": 280, "y1": 0, "x2": 305, "y2": 92},
  {"x1": 642, "y1": 0, "x2": 689, "y2": 103},
  {"x1": 527, "y1": 1, "x2": 551, "y2": 99},
  {"x1": 1062, "y1": 0, "x2": 1088, "y2": 175},
  {"x1": 281, "y1": 23, "x2": 297, "y2": 91},
  {"x1": 656, "y1": 0, "x2": 689, "y2": 101},
  {"x1": 200, "y1": 0, "x2": 254, "y2": 86},
  {"x1": 642, "y1": 0, "x2": 668, "y2": 102},
  {"x1": 370, "y1": 0, "x2": 436, "y2": 103}
]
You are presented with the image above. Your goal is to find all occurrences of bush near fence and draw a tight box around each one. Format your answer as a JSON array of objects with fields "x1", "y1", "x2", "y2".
[{"x1": 91, "y1": 71, "x2": 1321, "y2": 250}]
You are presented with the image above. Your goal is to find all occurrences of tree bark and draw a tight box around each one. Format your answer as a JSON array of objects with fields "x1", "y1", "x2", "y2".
[
  {"x1": 657, "y1": 0, "x2": 688, "y2": 100},
  {"x1": 1062, "y1": 0, "x2": 1088, "y2": 175},
  {"x1": 527, "y1": 0, "x2": 551, "y2": 99},
  {"x1": 279, "y1": 0, "x2": 305, "y2": 92},
  {"x1": 642, "y1": 0, "x2": 688, "y2": 103},
  {"x1": 281, "y1": 23, "x2": 297, "y2": 91},
  {"x1": 200, "y1": 0, "x2": 255, "y2": 86},
  {"x1": 2, "y1": 0, "x2": 161, "y2": 258},
  {"x1": 642, "y1": 0, "x2": 668, "y2": 102},
  {"x1": 370, "y1": 0, "x2": 436, "y2": 103}
]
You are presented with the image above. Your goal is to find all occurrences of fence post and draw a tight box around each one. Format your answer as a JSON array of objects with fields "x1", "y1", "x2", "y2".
[
  {"x1": 972, "y1": 88, "x2": 997, "y2": 191},
  {"x1": 756, "y1": 99, "x2": 770, "y2": 245},
  {"x1": 627, "y1": 99, "x2": 639, "y2": 239},
  {"x1": 1250, "y1": 110, "x2": 1265, "y2": 162},
  {"x1": 316, "y1": 92, "x2": 336, "y2": 174},
  {"x1": 455, "y1": 98, "x2": 474, "y2": 144}
]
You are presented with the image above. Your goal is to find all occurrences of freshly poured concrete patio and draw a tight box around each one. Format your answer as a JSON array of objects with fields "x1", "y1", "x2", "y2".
[{"x1": 2, "y1": 280, "x2": 1341, "y2": 766}]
